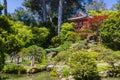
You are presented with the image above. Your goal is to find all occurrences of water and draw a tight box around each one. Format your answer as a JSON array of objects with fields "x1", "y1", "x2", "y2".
[{"x1": 0, "y1": 71, "x2": 58, "y2": 80}]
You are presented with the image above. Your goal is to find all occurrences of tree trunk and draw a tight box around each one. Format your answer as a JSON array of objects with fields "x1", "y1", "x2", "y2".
[
  {"x1": 31, "y1": 56, "x2": 35, "y2": 66},
  {"x1": 4, "y1": 0, "x2": 7, "y2": 16},
  {"x1": 42, "y1": 0, "x2": 47, "y2": 22},
  {"x1": 58, "y1": 0, "x2": 64, "y2": 37}
]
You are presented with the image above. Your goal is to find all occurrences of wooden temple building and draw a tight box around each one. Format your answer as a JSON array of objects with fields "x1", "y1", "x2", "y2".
[
  {"x1": 68, "y1": 12, "x2": 93, "y2": 32},
  {"x1": 68, "y1": 12, "x2": 106, "y2": 41}
]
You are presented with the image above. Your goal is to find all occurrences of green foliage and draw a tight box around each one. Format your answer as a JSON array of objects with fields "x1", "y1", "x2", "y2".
[
  {"x1": 109, "y1": 65, "x2": 120, "y2": 77},
  {"x1": 2, "y1": 64, "x2": 26, "y2": 73},
  {"x1": 88, "y1": 10, "x2": 109, "y2": 16},
  {"x1": 101, "y1": 10, "x2": 120, "y2": 50},
  {"x1": 50, "y1": 67, "x2": 57, "y2": 77},
  {"x1": 0, "y1": 52, "x2": 5, "y2": 71},
  {"x1": 89, "y1": 51, "x2": 99, "y2": 60},
  {"x1": 0, "y1": 16, "x2": 11, "y2": 30},
  {"x1": 98, "y1": 65, "x2": 111, "y2": 72},
  {"x1": 103, "y1": 51, "x2": 120, "y2": 67},
  {"x1": 54, "y1": 50, "x2": 71, "y2": 62},
  {"x1": 46, "y1": 41, "x2": 72, "y2": 52},
  {"x1": 40, "y1": 21, "x2": 57, "y2": 48},
  {"x1": 13, "y1": 7, "x2": 38, "y2": 27},
  {"x1": 57, "y1": 41, "x2": 72, "y2": 52},
  {"x1": 61, "y1": 67, "x2": 69, "y2": 77},
  {"x1": 54, "y1": 41, "x2": 86, "y2": 62},
  {"x1": 51, "y1": 36, "x2": 61, "y2": 47},
  {"x1": 69, "y1": 51, "x2": 100, "y2": 80},
  {"x1": 86, "y1": 0, "x2": 106, "y2": 11},
  {"x1": 60, "y1": 23, "x2": 75, "y2": 42},
  {"x1": 31, "y1": 27, "x2": 49, "y2": 47},
  {"x1": 25, "y1": 45, "x2": 46, "y2": 62},
  {"x1": 5, "y1": 22, "x2": 33, "y2": 54},
  {"x1": 0, "y1": 4, "x2": 3, "y2": 15}
]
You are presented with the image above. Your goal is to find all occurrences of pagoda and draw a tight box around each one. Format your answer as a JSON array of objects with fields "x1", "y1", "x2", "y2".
[{"x1": 68, "y1": 12, "x2": 92, "y2": 32}]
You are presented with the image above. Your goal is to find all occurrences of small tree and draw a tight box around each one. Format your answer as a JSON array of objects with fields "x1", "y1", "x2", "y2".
[
  {"x1": 69, "y1": 51, "x2": 100, "y2": 80},
  {"x1": 101, "y1": 5, "x2": 120, "y2": 50},
  {"x1": 25, "y1": 45, "x2": 46, "y2": 66}
]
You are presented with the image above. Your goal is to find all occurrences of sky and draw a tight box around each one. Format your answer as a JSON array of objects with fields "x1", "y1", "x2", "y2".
[{"x1": 0, "y1": 0, "x2": 118, "y2": 13}]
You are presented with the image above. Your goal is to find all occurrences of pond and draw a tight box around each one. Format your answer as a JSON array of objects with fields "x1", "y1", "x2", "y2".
[{"x1": 0, "y1": 71, "x2": 58, "y2": 80}]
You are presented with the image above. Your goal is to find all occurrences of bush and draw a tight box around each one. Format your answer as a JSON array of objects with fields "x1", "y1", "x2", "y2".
[
  {"x1": 40, "y1": 21, "x2": 57, "y2": 48},
  {"x1": 100, "y1": 9, "x2": 120, "y2": 50},
  {"x1": 61, "y1": 67, "x2": 69, "y2": 77},
  {"x1": 54, "y1": 50, "x2": 70, "y2": 62},
  {"x1": 51, "y1": 36, "x2": 61, "y2": 47},
  {"x1": 60, "y1": 23, "x2": 75, "y2": 43},
  {"x1": 50, "y1": 67, "x2": 58, "y2": 76},
  {"x1": 109, "y1": 65, "x2": 120, "y2": 77},
  {"x1": 2, "y1": 64, "x2": 26, "y2": 73},
  {"x1": 69, "y1": 51, "x2": 100, "y2": 80}
]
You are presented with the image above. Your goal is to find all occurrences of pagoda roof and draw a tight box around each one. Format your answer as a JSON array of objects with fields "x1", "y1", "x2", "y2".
[{"x1": 68, "y1": 12, "x2": 93, "y2": 22}]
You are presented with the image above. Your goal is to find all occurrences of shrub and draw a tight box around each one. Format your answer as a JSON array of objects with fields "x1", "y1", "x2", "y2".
[
  {"x1": 2, "y1": 64, "x2": 26, "y2": 73},
  {"x1": 25, "y1": 45, "x2": 46, "y2": 63},
  {"x1": 89, "y1": 51, "x2": 99, "y2": 60},
  {"x1": 51, "y1": 36, "x2": 61, "y2": 47},
  {"x1": 54, "y1": 50, "x2": 70, "y2": 62},
  {"x1": 60, "y1": 23, "x2": 75, "y2": 43},
  {"x1": 108, "y1": 65, "x2": 120, "y2": 77},
  {"x1": 50, "y1": 67, "x2": 58, "y2": 76},
  {"x1": 61, "y1": 67, "x2": 69, "y2": 77},
  {"x1": 69, "y1": 51, "x2": 100, "y2": 80}
]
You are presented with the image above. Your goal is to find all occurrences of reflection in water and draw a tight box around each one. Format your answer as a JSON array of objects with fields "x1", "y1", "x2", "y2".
[{"x1": 0, "y1": 71, "x2": 58, "y2": 80}]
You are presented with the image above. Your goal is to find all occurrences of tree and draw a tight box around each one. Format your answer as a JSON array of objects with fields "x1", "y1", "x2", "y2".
[
  {"x1": 5, "y1": 22, "x2": 33, "y2": 54},
  {"x1": 25, "y1": 45, "x2": 46, "y2": 66},
  {"x1": 69, "y1": 51, "x2": 100, "y2": 80},
  {"x1": 0, "y1": 3, "x2": 3, "y2": 15},
  {"x1": 85, "y1": 0, "x2": 106, "y2": 11},
  {"x1": 0, "y1": 37, "x2": 5, "y2": 71},
  {"x1": 12, "y1": 7, "x2": 38, "y2": 27},
  {"x1": 101, "y1": 6, "x2": 120, "y2": 50},
  {"x1": 60, "y1": 22, "x2": 75, "y2": 42},
  {"x1": 0, "y1": 15, "x2": 10, "y2": 71},
  {"x1": 4, "y1": 0, "x2": 7, "y2": 16},
  {"x1": 22, "y1": 0, "x2": 93, "y2": 37},
  {"x1": 31, "y1": 27, "x2": 49, "y2": 47},
  {"x1": 23, "y1": 0, "x2": 47, "y2": 22},
  {"x1": 58, "y1": 0, "x2": 64, "y2": 37},
  {"x1": 111, "y1": 0, "x2": 120, "y2": 10},
  {"x1": 57, "y1": 0, "x2": 93, "y2": 37}
]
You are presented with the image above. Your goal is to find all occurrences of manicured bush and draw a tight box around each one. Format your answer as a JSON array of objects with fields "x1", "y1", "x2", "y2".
[
  {"x1": 60, "y1": 23, "x2": 75, "y2": 43},
  {"x1": 61, "y1": 67, "x2": 69, "y2": 77},
  {"x1": 69, "y1": 51, "x2": 100, "y2": 80},
  {"x1": 2, "y1": 64, "x2": 26, "y2": 73},
  {"x1": 109, "y1": 65, "x2": 120, "y2": 77},
  {"x1": 51, "y1": 36, "x2": 61, "y2": 47}
]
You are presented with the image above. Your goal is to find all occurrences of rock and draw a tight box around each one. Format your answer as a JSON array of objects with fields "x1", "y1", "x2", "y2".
[
  {"x1": 46, "y1": 65, "x2": 54, "y2": 71},
  {"x1": 61, "y1": 78, "x2": 66, "y2": 80},
  {"x1": 68, "y1": 76, "x2": 75, "y2": 80},
  {"x1": 47, "y1": 52, "x2": 56, "y2": 58}
]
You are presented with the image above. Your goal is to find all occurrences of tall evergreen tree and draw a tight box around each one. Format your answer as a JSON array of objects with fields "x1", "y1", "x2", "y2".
[
  {"x1": 85, "y1": 0, "x2": 106, "y2": 11},
  {"x1": 58, "y1": 0, "x2": 64, "y2": 37},
  {"x1": 23, "y1": 0, "x2": 47, "y2": 22},
  {"x1": 4, "y1": 0, "x2": 7, "y2": 16},
  {"x1": 0, "y1": 3, "x2": 3, "y2": 15},
  {"x1": 57, "y1": 0, "x2": 93, "y2": 37}
]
